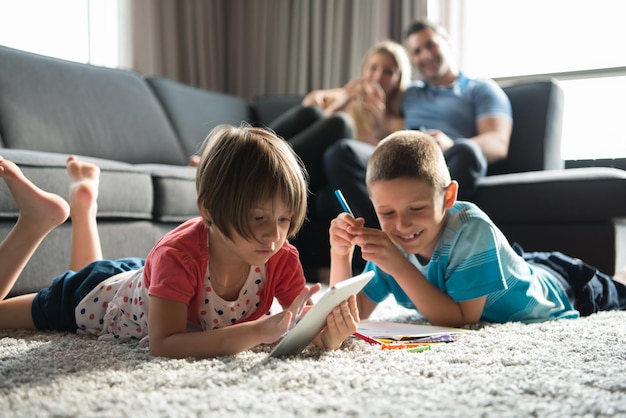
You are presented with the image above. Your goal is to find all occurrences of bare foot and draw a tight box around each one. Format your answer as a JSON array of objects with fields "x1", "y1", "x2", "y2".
[
  {"x1": 66, "y1": 155, "x2": 100, "y2": 221},
  {"x1": 188, "y1": 155, "x2": 200, "y2": 167},
  {"x1": 66, "y1": 156, "x2": 103, "y2": 270},
  {"x1": 0, "y1": 156, "x2": 69, "y2": 232}
]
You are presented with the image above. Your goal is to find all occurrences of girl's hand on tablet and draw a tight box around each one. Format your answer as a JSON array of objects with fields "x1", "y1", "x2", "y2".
[{"x1": 315, "y1": 294, "x2": 360, "y2": 350}]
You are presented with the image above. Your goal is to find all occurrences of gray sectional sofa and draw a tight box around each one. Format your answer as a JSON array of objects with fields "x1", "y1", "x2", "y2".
[{"x1": 1, "y1": 44, "x2": 626, "y2": 298}]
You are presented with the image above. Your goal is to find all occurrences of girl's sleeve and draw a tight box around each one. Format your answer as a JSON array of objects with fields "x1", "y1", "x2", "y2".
[{"x1": 144, "y1": 244, "x2": 201, "y2": 305}]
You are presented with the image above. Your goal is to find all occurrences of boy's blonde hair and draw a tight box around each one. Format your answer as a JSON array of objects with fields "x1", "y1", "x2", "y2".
[
  {"x1": 195, "y1": 124, "x2": 308, "y2": 241},
  {"x1": 366, "y1": 130, "x2": 451, "y2": 192}
]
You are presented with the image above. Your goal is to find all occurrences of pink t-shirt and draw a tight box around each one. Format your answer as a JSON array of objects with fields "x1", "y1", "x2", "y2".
[{"x1": 144, "y1": 217, "x2": 306, "y2": 322}]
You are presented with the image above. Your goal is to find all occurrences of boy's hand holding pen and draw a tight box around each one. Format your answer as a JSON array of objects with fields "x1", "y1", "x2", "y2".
[
  {"x1": 329, "y1": 189, "x2": 363, "y2": 257},
  {"x1": 333, "y1": 189, "x2": 406, "y2": 273},
  {"x1": 332, "y1": 189, "x2": 371, "y2": 241}
]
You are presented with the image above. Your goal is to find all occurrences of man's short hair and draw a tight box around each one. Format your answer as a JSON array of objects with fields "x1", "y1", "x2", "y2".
[{"x1": 404, "y1": 19, "x2": 449, "y2": 40}]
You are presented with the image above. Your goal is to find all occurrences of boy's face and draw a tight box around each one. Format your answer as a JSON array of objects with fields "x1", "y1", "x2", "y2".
[{"x1": 369, "y1": 177, "x2": 455, "y2": 260}]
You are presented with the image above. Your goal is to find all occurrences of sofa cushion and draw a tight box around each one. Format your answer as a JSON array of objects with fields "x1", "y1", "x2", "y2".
[
  {"x1": 135, "y1": 164, "x2": 198, "y2": 222},
  {"x1": 0, "y1": 45, "x2": 187, "y2": 166},
  {"x1": 0, "y1": 149, "x2": 154, "y2": 221},
  {"x1": 146, "y1": 76, "x2": 254, "y2": 159}
]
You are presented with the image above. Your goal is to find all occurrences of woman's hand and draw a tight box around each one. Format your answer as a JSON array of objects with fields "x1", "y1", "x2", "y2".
[
  {"x1": 359, "y1": 81, "x2": 386, "y2": 128},
  {"x1": 302, "y1": 88, "x2": 351, "y2": 115},
  {"x1": 342, "y1": 78, "x2": 367, "y2": 100},
  {"x1": 427, "y1": 129, "x2": 455, "y2": 153},
  {"x1": 347, "y1": 80, "x2": 387, "y2": 144}
]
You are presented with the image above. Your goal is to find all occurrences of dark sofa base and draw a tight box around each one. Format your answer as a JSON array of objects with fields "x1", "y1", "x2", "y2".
[
  {"x1": 474, "y1": 167, "x2": 626, "y2": 276},
  {"x1": 499, "y1": 221, "x2": 626, "y2": 276}
]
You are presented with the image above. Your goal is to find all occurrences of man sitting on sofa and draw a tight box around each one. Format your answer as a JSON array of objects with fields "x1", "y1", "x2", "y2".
[{"x1": 319, "y1": 19, "x2": 513, "y2": 229}]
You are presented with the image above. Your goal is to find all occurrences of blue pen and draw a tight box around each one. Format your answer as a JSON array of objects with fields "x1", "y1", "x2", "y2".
[{"x1": 334, "y1": 189, "x2": 354, "y2": 216}]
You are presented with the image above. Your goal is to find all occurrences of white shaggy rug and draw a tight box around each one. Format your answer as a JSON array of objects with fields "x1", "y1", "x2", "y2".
[{"x1": 1, "y1": 296, "x2": 625, "y2": 418}]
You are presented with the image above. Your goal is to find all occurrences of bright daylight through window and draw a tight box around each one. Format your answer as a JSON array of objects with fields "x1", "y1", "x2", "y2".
[
  {"x1": 460, "y1": 0, "x2": 626, "y2": 161},
  {"x1": 0, "y1": 0, "x2": 119, "y2": 67}
]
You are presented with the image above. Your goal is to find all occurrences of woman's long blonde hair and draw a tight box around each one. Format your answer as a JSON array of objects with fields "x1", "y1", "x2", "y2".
[
  {"x1": 359, "y1": 40, "x2": 412, "y2": 116},
  {"x1": 351, "y1": 40, "x2": 412, "y2": 141}
]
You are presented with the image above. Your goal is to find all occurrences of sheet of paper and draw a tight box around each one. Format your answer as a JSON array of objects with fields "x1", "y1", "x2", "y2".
[{"x1": 357, "y1": 320, "x2": 469, "y2": 340}]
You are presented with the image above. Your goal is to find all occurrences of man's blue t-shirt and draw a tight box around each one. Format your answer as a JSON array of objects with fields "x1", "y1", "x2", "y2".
[
  {"x1": 402, "y1": 72, "x2": 512, "y2": 139},
  {"x1": 361, "y1": 201, "x2": 579, "y2": 323}
]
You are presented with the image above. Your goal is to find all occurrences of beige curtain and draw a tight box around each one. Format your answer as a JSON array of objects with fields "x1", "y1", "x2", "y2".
[{"x1": 122, "y1": 0, "x2": 429, "y2": 100}]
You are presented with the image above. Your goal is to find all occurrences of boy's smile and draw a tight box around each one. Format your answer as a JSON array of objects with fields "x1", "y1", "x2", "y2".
[{"x1": 369, "y1": 176, "x2": 454, "y2": 260}]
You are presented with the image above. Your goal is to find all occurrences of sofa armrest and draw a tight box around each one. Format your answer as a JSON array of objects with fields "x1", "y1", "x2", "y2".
[
  {"x1": 475, "y1": 167, "x2": 626, "y2": 223},
  {"x1": 488, "y1": 78, "x2": 565, "y2": 176}
]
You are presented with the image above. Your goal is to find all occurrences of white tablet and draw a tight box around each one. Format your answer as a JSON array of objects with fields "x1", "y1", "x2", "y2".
[{"x1": 269, "y1": 271, "x2": 375, "y2": 358}]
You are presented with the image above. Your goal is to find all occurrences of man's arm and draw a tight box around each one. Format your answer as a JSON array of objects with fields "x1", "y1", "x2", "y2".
[
  {"x1": 472, "y1": 115, "x2": 512, "y2": 163},
  {"x1": 429, "y1": 114, "x2": 511, "y2": 164}
]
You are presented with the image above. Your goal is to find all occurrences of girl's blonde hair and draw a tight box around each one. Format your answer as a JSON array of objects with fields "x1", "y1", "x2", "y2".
[
  {"x1": 195, "y1": 124, "x2": 308, "y2": 241},
  {"x1": 366, "y1": 130, "x2": 451, "y2": 192}
]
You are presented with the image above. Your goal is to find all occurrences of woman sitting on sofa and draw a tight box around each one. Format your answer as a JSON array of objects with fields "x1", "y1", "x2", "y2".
[{"x1": 297, "y1": 39, "x2": 412, "y2": 146}]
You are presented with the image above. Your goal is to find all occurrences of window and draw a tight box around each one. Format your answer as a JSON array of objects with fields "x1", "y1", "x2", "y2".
[
  {"x1": 559, "y1": 76, "x2": 626, "y2": 160},
  {"x1": 459, "y1": 0, "x2": 626, "y2": 161},
  {"x1": 0, "y1": 0, "x2": 120, "y2": 67}
]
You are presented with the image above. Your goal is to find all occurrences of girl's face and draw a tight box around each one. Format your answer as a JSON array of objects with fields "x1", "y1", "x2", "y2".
[
  {"x1": 361, "y1": 52, "x2": 401, "y2": 97},
  {"x1": 215, "y1": 197, "x2": 294, "y2": 266},
  {"x1": 368, "y1": 177, "x2": 455, "y2": 260}
]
